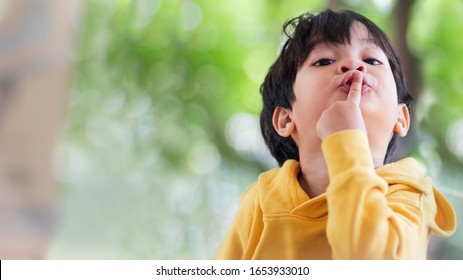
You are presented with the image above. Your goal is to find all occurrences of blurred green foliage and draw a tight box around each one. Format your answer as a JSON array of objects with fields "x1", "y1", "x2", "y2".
[{"x1": 48, "y1": 0, "x2": 463, "y2": 259}]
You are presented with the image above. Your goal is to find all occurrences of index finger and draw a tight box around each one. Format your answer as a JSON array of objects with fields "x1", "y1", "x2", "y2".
[{"x1": 347, "y1": 71, "x2": 363, "y2": 106}]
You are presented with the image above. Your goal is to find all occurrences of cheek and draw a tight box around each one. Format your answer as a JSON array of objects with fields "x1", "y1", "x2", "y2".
[
  {"x1": 292, "y1": 100, "x2": 315, "y2": 125},
  {"x1": 361, "y1": 73, "x2": 398, "y2": 122},
  {"x1": 292, "y1": 80, "x2": 324, "y2": 125},
  {"x1": 383, "y1": 72, "x2": 398, "y2": 102},
  {"x1": 291, "y1": 97, "x2": 325, "y2": 133},
  {"x1": 362, "y1": 94, "x2": 398, "y2": 132}
]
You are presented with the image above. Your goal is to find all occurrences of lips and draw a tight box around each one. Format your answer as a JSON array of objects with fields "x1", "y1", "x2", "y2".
[{"x1": 340, "y1": 72, "x2": 370, "y2": 93}]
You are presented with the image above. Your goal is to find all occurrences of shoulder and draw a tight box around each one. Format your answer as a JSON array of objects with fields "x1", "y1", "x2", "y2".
[
  {"x1": 377, "y1": 157, "x2": 431, "y2": 193},
  {"x1": 378, "y1": 157, "x2": 456, "y2": 237}
]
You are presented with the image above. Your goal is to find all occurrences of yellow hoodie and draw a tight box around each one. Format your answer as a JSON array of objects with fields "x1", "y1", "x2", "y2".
[{"x1": 214, "y1": 130, "x2": 456, "y2": 259}]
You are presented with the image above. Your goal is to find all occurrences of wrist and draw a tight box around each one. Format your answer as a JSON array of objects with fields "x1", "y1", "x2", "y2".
[{"x1": 321, "y1": 130, "x2": 374, "y2": 177}]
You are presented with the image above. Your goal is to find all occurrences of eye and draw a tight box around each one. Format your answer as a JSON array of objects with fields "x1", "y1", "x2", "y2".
[
  {"x1": 314, "y1": 58, "x2": 334, "y2": 66},
  {"x1": 364, "y1": 58, "x2": 382, "y2": 65}
]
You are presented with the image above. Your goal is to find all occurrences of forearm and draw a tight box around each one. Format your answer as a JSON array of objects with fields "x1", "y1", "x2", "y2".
[{"x1": 322, "y1": 130, "x2": 427, "y2": 259}]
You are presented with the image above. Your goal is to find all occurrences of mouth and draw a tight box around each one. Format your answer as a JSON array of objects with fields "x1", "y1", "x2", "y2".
[{"x1": 340, "y1": 72, "x2": 370, "y2": 93}]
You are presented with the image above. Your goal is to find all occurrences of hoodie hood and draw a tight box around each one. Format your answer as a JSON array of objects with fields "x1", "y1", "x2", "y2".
[
  {"x1": 376, "y1": 157, "x2": 456, "y2": 237},
  {"x1": 258, "y1": 158, "x2": 456, "y2": 237}
]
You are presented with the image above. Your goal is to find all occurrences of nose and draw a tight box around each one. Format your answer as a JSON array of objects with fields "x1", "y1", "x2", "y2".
[{"x1": 338, "y1": 59, "x2": 366, "y2": 73}]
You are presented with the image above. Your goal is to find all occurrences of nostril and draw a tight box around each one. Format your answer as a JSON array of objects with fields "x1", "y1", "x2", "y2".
[{"x1": 341, "y1": 66, "x2": 349, "y2": 73}]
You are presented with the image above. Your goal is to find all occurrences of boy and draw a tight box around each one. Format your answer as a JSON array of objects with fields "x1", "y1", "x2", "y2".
[{"x1": 214, "y1": 9, "x2": 456, "y2": 259}]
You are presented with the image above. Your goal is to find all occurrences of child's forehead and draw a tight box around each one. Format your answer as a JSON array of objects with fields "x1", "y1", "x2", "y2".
[
  {"x1": 309, "y1": 37, "x2": 382, "y2": 54},
  {"x1": 310, "y1": 22, "x2": 384, "y2": 52},
  {"x1": 311, "y1": 21, "x2": 374, "y2": 46}
]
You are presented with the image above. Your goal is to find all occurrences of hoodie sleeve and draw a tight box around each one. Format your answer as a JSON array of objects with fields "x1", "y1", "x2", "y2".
[{"x1": 321, "y1": 130, "x2": 456, "y2": 259}]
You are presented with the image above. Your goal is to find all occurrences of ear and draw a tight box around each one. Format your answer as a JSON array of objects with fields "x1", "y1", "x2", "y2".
[
  {"x1": 393, "y1": 104, "x2": 410, "y2": 137},
  {"x1": 272, "y1": 107, "x2": 295, "y2": 137}
]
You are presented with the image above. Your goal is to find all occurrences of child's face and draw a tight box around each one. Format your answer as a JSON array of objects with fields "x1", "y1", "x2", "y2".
[{"x1": 289, "y1": 22, "x2": 405, "y2": 162}]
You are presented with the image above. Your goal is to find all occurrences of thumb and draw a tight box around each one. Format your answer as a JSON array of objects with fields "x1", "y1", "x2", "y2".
[{"x1": 347, "y1": 71, "x2": 363, "y2": 106}]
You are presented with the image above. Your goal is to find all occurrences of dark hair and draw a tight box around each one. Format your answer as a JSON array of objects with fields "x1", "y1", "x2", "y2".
[{"x1": 260, "y1": 9, "x2": 414, "y2": 166}]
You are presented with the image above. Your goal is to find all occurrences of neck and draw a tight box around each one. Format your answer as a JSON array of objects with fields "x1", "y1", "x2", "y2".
[
  {"x1": 298, "y1": 153, "x2": 385, "y2": 198},
  {"x1": 298, "y1": 155, "x2": 329, "y2": 198},
  {"x1": 373, "y1": 157, "x2": 385, "y2": 168}
]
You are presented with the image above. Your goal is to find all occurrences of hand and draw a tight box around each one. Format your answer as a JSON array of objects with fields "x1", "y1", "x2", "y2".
[{"x1": 316, "y1": 71, "x2": 367, "y2": 140}]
